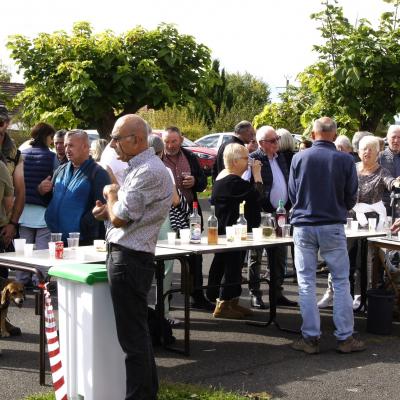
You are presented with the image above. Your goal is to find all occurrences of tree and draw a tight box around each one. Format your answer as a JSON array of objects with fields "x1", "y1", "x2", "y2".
[
  {"x1": 0, "y1": 59, "x2": 11, "y2": 82},
  {"x1": 300, "y1": 0, "x2": 400, "y2": 133},
  {"x1": 7, "y1": 22, "x2": 211, "y2": 137}
]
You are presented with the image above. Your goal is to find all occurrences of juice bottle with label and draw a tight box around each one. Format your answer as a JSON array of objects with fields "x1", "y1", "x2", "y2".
[
  {"x1": 236, "y1": 201, "x2": 248, "y2": 240},
  {"x1": 207, "y1": 205, "x2": 218, "y2": 245}
]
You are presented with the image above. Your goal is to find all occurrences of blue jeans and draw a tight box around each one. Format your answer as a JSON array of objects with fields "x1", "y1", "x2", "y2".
[{"x1": 293, "y1": 224, "x2": 354, "y2": 341}]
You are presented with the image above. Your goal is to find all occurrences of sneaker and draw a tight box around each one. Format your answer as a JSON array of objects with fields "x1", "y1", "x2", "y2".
[
  {"x1": 352, "y1": 295, "x2": 361, "y2": 310},
  {"x1": 337, "y1": 336, "x2": 366, "y2": 353},
  {"x1": 317, "y1": 289, "x2": 333, "y2": 309},
  {"x1": 291, "y1": 337, "x2": 320, "y2": 354}
]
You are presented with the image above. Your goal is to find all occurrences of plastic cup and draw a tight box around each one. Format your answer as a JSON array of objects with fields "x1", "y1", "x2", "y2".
[
  {"x1": 14, "y1": 238, "x2": 26, "y2": 254},
  {"x1": 67, "y1": 237, "x2": 79, "y2": 249},
  {"x1": 282, "y1": 224, "x2": 291, "y2": 238},
  {"x1": 69, "y1": 232, "x2": 80, "y2": 239},
  {"x1": 346, "y1": 218, "x2": 353, "y2": 231},
  {"x1": 234, "y1": 224, "x2": 242, "y2": 242},
  {"x1": 48, "y1": 242, "x2": 56, "y2": 258},
  {"x1": 225, "y1": 226, "x2": 235, "y2": 243},
  {"x1": 93, "y1": 239, "x2": 106, "y2": 251},
  {"x1": 252, "y1": 227, "x2": 263, "y2": 241},
  {"x1": 23, "y1": 243, "x2": 34, "y2": 257},
  {"x1": 180, "y1": 228, "x2": 190, "y2": 244},
  {"x1": 167, "y1": 232, "x2": 176, "y2": 244},
  {"x1": 351, "y1": 220, "x2": 359, "y2": 232},
  {"x1": 368, "y1": 218, "x2": 377, "y2": 231},
  {"x1": 50, "y1": 233, "x2": 62, "y2": 242}
]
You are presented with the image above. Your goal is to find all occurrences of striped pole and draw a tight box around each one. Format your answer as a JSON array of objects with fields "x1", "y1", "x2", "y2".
[{"x1": 43, "y1": 284, "x2": 68, "y2": 400}]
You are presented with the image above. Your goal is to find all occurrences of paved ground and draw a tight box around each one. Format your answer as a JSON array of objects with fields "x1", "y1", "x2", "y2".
[{"x1": 1, "y1": 255, "x2": 400, "y2": 400}]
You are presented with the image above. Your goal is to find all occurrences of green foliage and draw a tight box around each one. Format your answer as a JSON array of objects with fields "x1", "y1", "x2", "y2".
[
  {"x1": 301, "y1": 0, "x2": 400, "y2": 133},
  {"x1": 7, "y1": 22, "x2": 211, "y2": 137},
  {"x1": 0, "y1": 59, "x2": 11, "y2": 82}
]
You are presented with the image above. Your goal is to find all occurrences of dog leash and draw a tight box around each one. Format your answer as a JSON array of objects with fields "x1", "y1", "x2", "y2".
[{"x1": 40, "y1": 282, "x2": 68, "y2": 400}]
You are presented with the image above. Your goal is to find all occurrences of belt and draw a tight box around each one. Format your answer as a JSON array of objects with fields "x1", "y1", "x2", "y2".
[{"x1": 107, "y1": 242, "x2": 153, "y2": 258}]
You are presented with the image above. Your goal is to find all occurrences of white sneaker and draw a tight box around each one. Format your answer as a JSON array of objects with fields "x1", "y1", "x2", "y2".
[
  {"x1": 317, "y1": 289, "x2": 334, "y2": 308},
  {"x1": 352, "y1": 295, "x2": 361, "y2": 310}
]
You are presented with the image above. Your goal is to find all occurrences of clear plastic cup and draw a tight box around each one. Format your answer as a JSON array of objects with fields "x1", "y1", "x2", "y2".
[
  {"x1": 50, "y1": 233, "x2": 62, "y2": 242},
  {"x1": 346, "y1": 218, "x2": 353, "y2": 231},
  {"x1": 48, "y1": 242, "x2": 56, "y2": 258},
  {"x1": 225, "y1": 226, "x2": 235, "y2": 243},
  {"x1": 69, "y1": 232, "x2": 80, "y2": 239},
  {"x1": 368, "y1": 218, "x2": 377, "y2": 231},
  {"x1": 252, "y1": 227, "x2": 263, "y2": 241},
  {"x1": 24, "y1": 243, "x2": 34, "y2": 257},
  {"x1": 180, "y1": 229, "x2": 190, "y2": 244},
  {"x1": 282, "y1": 224, "x2": 291, "y2": 238},
  {"x1": 67, "y1": 237, "x2": 79, "y2": 249},
  {"x1": 167, "y1": 232, "x2": 176, "y2": 244},
  {"x1": 14, "y1": 238, "x2": 26, "y2": 254}
]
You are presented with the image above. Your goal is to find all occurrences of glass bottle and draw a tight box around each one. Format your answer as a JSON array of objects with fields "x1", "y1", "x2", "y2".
[
  {"x1": 207, "y1": 205, "x2": 218, "y2": 245},
  {"x1": 189, "y1": 201, "x2": 201, "y2": 244},
  {"x1": 276, "y1": 199, "x2": 287, "y2": 237},
  {"x1": 261, "y1": 212, "x2": 276, "y2": 239},
  {"x1": 236, "y1": 201, "x2": 248, "y2": 240}
]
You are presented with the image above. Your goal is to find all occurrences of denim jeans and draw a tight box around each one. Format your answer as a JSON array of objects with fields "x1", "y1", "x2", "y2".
[
  {"x1": 293, "y1": 224, "x2": 354, "y2": 341},
  {"x1": 107, "y1": 246, "x2": 158, "y2": 400}
]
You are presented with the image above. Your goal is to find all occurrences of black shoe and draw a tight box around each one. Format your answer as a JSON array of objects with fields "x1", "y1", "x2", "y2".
[
  {"x1": 5, "y1": 320, "x2": 22, "y2": 336},
  {"x1": 250, "y1": 295, "x2": 268, "y2": 310},
  {"x1": 190, "y1": 296, "x2": 215, "y2": 311},
  {"x1": 276, "y1": 295, "x2": 297, "y2": 307}
]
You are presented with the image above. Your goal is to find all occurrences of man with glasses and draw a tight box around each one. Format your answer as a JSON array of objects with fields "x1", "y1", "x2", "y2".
[
  {"x1": 39, "y1": 129, "x2": 110, "y2": 243},
  {"x1": 93, "y1": 115, "x2": 172, "y2": 400},
  {"x1": 248, "y1": 125, "x2": 297, "y2": 309}
]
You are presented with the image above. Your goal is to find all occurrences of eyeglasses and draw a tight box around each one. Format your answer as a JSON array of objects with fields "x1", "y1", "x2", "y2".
[
  {"x1": 110, "y1": 134, "x2": 135, "y2": 143},
  {"x1": 260, "y1": 137, "x2": 280, "y2": 144}
]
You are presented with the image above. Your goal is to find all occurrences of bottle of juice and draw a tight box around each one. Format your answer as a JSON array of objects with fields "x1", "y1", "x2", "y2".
[
  {"x1": 207, "y1": 205, "x2": 218, "y2": 245},
  {"x1": 236, "y1": 201, "x2": 248, "y2": 240}
]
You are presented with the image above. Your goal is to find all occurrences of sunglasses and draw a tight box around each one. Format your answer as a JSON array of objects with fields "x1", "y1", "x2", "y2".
[{"x1": 260, "y1": 137, "x2": 280, "y2": 144}]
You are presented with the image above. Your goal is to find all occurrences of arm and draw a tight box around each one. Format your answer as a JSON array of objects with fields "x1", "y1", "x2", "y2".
[
  {"x1": 104, "y1": 184, "x2": 128, "y2": 228},
  {"x1": 344, "y1": 161, "x2": 358, "y2": 210}
]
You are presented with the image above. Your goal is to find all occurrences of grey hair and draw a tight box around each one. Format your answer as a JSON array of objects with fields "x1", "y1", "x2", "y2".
[
  {"x1": 65, "y1": 129, "x2": 89, "y2": 146},
  {"x1": 387, "y1": 125, "x2": 400, "y2": 137},
  {"x1": 234, "y1": 120, "x2": 253, "y2": 135},
  {"x1": 277, "y1": 128, "x2": 294, "y2": 152},
  {"x1": 90, "y1": 138, "x2": 109, "y2": 161},
  {"x1": 256, "y1": 125, "x2": 275, "y2": 142},
  {"x1": 334, "y1": 135, "x2": 352, "y2": 151},
  {"x1": 148, "y1": 134, "x2": 164, "y2": 154},
  {"x1": 352, "y1": 131, "x2": 372, "y2": 151},
  {"x1": 312, "y1": 117, "x2": 337, "y2": 133},
  {"x1": 223, "y1": 143, "x2": 247, "y2": 168},
  {"x1": 358, "y1": 136, "x2": 380, "y2": 154}
]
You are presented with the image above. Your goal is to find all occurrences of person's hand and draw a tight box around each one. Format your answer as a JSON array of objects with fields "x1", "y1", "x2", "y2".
[
  {"x1": 391, "y1": 218, "x2": 400, "y2": 233},
  {"x1": 182, "y1": 174, "x2": 195, "y2": 189},
  {"x1": 103, "y1": 184, "x2": 120, "y2": 200},
  {"x1": 393, "y1": 178, "x2": 400, "y2": 188},
  {"x1": 92, "y1": 200, "x2": 109, "y2": 221},
  {"x1": 1, "y1": 224, "x2": 17, "y2": 247},
  {"x1": 251, "y1": 160, "x2": 262, "y2": 181},
  {"x1": 38, "y1": 176, "x2": 53, "y2": 195}
]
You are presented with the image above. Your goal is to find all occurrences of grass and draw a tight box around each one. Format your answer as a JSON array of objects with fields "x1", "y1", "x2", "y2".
[
  {"x1": 21, "y1": 382, "x2": 271, "y2": 400},
  {"x1": 198, "y1": 175, "x2": 213, "y2": 199}
]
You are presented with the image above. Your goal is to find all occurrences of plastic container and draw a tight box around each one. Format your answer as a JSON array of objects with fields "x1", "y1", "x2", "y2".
[
  {"x1": 49, "y1": 263, "x2": 125, "y2": 400},
  {"x1": 366, "y1": 289, "x2": 395, "y2": 335}
]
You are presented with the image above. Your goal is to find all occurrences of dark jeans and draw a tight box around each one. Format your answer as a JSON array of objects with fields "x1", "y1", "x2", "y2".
[
  {"x1": 248, "y1": 247, "x2": 286, "y2": 297},
  {"x1": 207, "y1": 251, "x2": 245, "y2": 301},
  {"x1": 107, "y1": 245, "x2": 158, "y2": 400}
]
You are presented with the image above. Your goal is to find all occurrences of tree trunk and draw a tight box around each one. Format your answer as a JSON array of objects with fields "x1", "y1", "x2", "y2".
[{"x1": 96, "y1": 111, "x2": 117, "y2": 139}]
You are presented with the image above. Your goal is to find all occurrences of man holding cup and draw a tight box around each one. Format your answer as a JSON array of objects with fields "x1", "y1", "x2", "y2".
[{"x1": 93, "y1": 115, "x2": 172, "y2": 400}]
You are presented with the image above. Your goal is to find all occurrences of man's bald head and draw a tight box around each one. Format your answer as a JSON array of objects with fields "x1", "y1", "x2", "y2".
[{"x1": 312, "y1": 117, "x2": 337, "y2": 142}]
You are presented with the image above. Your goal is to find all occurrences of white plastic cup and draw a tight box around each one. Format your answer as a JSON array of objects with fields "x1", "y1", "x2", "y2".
[
  {"x1": 368, "y1": 218, "x2": 377, "y2": 231},
  {"x1": 67, "y1": 237, "x2": 79, "y2": 249},
  {"x1": 346, "y1": 218, "x2": 353, "y2": 231},
  {"x1": 14, "y1": 238, "x2": 26, "y2": 254},
  {"x1": 234, "y1": 224, "x2": 242, "y2": 242},
  {"x1": 48, "y1": 242, "x2": 56, "y2": 258},
  {"x1": 93, "y1": 239, "x2": 106, "y2": 251},
  {"x1": 69, "y1": 232, "x2": 80, "y2": 239},
  {"x1": 225, "y1": 226, "x2": 235, "y2": 243},
  {"x1": 252, "y1": 227, "x2": 263, "y2": 241},
  {"x1": 50, "y1": 233, "x2": 62, "y2": 242},
  {"x1": 24, "y1": 243, "x2": 34, "y2": 257},
  {"x1": 180, "y1": 228, "x2": 190, "y2": 244},
  {"x1": 167, "y1": 232, "x2": 176, "y2": 244},
  {"x1": 351, "y1": 220, "x2": 359, "y2": 232},
  {"x1": 282, "y1": 224, "x2": 291, "y2": 238}
]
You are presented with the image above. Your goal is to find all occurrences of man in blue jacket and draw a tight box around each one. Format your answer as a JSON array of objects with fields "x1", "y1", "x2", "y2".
[
  {"x1": 39, "y1": 129, "x2": 110, "y2": 244},
  {"x1": 288, "y1": 117, "x2": 365, "y2": 354}
]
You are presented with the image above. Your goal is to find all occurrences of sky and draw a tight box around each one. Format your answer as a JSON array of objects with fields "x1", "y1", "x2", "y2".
[{"x1": 0, "y1": 0, "x2": 393, "y2": 100}]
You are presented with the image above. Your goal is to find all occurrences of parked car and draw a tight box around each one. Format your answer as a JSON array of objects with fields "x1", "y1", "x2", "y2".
[
  {"x1": 194, "y1": 132, "x2": 235, "y2": 150},
  {"x1": 153, "y1": 130, "x2": 217, "y2": 175}
]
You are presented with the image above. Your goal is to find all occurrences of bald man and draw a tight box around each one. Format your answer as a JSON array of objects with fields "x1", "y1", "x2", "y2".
[
  {"x1": 93, "y1": 115, "x2": 172, "y2": 400},
  {"x1": 289, "y1": 117, "x2": 365, "y2": 355}
]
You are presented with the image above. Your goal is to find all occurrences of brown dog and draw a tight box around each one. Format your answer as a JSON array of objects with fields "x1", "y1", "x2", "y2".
[{"x1": 0, "y1": 279, "x2": 25, "y2": 337}]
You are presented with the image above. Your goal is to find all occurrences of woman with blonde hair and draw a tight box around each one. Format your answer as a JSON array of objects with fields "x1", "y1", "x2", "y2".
[{"x1": 90, "y1": 139, "x2": 117, "y2": 184}]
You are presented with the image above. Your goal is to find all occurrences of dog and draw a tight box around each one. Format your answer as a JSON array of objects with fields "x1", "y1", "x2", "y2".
[{"x1": 0, "y1": 279, "x2": 25, "y2": 337}]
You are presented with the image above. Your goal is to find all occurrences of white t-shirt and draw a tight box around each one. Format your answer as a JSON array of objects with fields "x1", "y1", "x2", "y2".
[{"x1": 100, "y1": 144, "x2": 128, "y2": 186}]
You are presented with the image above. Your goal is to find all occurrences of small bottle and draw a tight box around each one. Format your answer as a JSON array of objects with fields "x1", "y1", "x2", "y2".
[
  {"x1": 190, "y1": 201, "x2": 202, "y2": 244},
  {"x1": 276, "y1": 199, "x2": 287, "y2": 237},
  {"x1": 237, "y1": 201, "x2": 248, "y2": 240},
  {"x1": 207, "y1": 205, "x2": 218, "y2": 245}
]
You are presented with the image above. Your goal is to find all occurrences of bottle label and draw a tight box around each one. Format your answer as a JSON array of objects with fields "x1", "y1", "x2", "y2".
[
  {"x1": 190, "y1": 222, "x2": 201, "y2": 242},
  {"x1": 277, "y1": 215, "x2": 286, "y2": 227}
]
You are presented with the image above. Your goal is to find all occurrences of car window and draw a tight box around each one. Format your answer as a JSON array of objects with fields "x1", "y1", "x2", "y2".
[
  {"x1": 198, "y1": 136, "x2": 219, "y2": 148},
  {"x1": 222, "y1": 135, "x2": 232, "y2": 144}
]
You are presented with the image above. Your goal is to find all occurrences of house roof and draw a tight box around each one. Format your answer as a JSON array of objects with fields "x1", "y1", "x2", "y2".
[{"x1": 0, "y1": 81, "x2": 25, "y2": 118}]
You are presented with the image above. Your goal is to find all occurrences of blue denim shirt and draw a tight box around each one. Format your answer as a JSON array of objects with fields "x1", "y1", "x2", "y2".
[{"x1": 288, "y1": 140, "x2": 358, "y2": 226}]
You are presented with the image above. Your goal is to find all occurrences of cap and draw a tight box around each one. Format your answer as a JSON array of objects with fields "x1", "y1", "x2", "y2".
[{"x1": 0, "y1": 106, "x2": 9, "y2": 121}]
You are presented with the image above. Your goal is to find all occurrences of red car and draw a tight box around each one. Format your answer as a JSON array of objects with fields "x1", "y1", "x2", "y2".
[{"x1": 153, "y1": 130, "x2": 217, "y2": 175}]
